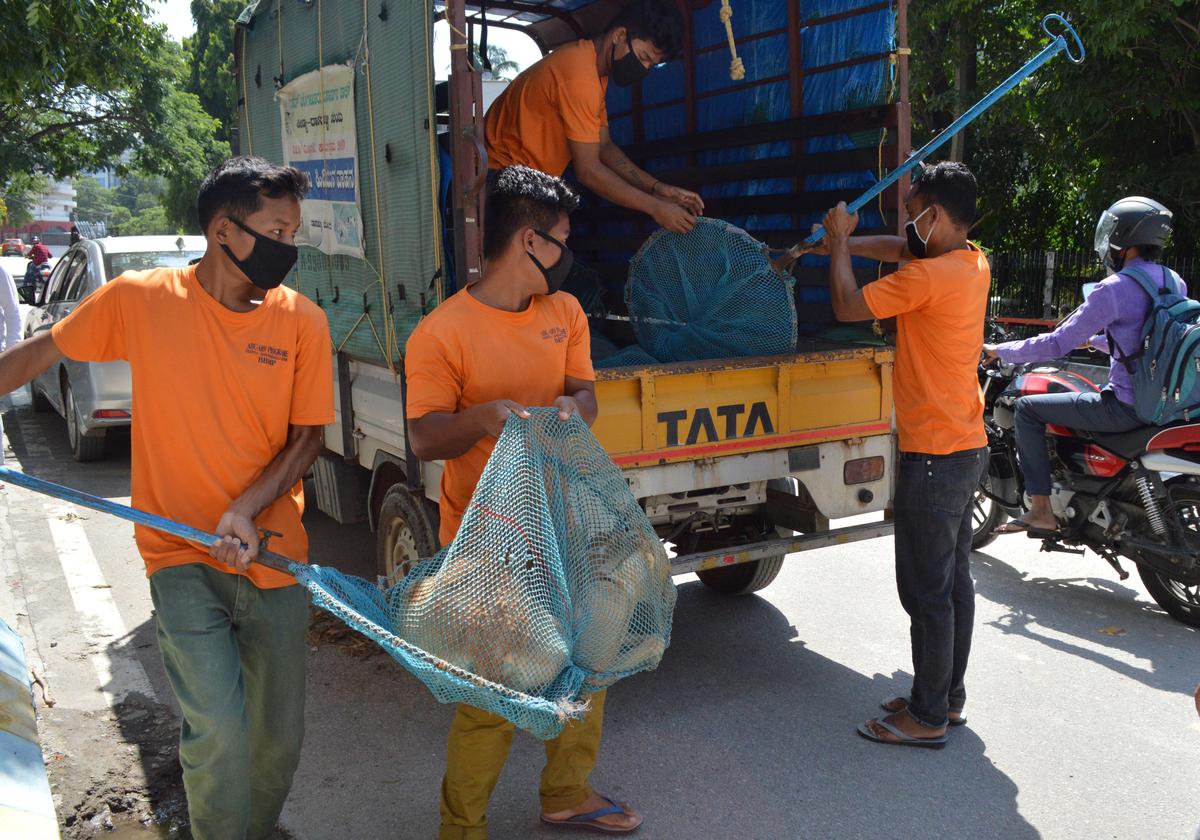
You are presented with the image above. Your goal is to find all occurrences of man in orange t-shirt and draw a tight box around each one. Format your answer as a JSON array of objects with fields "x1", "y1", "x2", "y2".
[
  {"x1": 406, "y1": 166, "x2": 641, "y2": 837},
  {"x1": 815, "y1": 162, "x2": 989, "y2": 750},
  {"x1": 485, "y1": 0, "x2": 703, "y2": 235},
  {"x1": 0, "y1": 157, "x2": 334, "y2": 839}
]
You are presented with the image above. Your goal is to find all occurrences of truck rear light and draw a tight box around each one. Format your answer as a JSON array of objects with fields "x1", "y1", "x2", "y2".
[
  {"x1": 844, "y1": 456, "x2": 884, "y2": 485},
  {"x1": 92, "y1": 409, "x2": 131, "y2": 419}
]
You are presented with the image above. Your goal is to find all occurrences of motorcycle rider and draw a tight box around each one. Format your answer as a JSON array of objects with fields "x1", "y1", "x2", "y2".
[
  {"x1": 983, "y1": 196, "x2": 1183, "y2": 535},
  {"x1": 27, "y1": 235, "x2": 51, "y2": 265}
]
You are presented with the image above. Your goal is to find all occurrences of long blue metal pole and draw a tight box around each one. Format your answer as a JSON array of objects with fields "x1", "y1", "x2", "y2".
[
  {"x1": 783, "y1": 13, "x2": 1085, "y2": 260},
  {"x1": 0, "y1": 465, "x2": 295, "y2": 573}
]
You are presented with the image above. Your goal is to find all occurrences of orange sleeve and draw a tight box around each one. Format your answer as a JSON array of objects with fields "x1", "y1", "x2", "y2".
[
  {"x1": 405, "y1": 325, "x2": 463, "y2": 420},
  {"x1": 558, "y1": 61, "x2": 605, "y2": 144},
  {"x1": 289, "y1": 303, "x2": 336, "y2": 426},
  {"x1": 861, "y1": 260, "x2": 934, "y2": 320},
  {"x1": 565, "y1": 298, "x2": 595, "y2": 381},
  {"x1": 51, "y1": 277, "x2": 128, "y2": 361}
]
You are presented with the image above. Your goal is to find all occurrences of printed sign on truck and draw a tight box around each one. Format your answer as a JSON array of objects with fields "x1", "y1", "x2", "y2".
[{"x1": 278, "y1": 63, "x2": 365, "y2": 259}]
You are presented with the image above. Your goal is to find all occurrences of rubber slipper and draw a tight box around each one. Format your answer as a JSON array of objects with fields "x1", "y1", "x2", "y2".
[
  {"x1": 541, "y1": 795, "x2": 642, "y2": 834},
  {"x1": 857, "y1": 717, "x2": 947, "y2": 749},
  {"x1": 880, "y1": 696, "x2": 967, "y2": 727},
  {"x1": 995, "y1": 519, "x2": 1059, "y2": 538}
]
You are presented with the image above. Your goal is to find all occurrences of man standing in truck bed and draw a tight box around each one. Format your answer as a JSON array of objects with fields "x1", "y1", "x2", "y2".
[
  {"x1": 818, "y1": 161, "x2": 990, "y2": 749},
  {"x1": 407, "y1": 166, "x2": 641, "y2": 836},
  {"x1": 485, "y1": 0, "x2": 703, "y2": 235}
]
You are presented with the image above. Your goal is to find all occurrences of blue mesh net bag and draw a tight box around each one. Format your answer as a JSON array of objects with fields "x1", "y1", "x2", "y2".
[
  {"x1": 625, "y1": 217, "x2": 797, "y2": 363},
  {"x1": 292, "y1": 409, "x2": 676, "y2": 739}
]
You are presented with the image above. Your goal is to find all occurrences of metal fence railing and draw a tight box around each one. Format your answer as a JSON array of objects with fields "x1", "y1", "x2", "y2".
[{"x1": 987, "y1": 250, "x2": 1200, "y2": 336}]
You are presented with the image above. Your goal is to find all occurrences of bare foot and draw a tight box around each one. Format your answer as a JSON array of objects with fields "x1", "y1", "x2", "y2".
[
  {"x1": 543, "y1": 793, "x2": 642, "y2": 832},
  {"x1": 863, "y1": 709, "x2": 946, "y2": 743}
]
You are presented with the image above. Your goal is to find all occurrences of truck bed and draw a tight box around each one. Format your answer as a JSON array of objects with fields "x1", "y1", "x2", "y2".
[{"x1": 593, "y1": 341, "x2": 894, "y2": 468}]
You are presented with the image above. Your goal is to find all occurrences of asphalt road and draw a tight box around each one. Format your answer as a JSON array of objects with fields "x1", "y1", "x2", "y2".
[{"x1": 1, "y1": 393, "x2": 1197, "y2": 840}]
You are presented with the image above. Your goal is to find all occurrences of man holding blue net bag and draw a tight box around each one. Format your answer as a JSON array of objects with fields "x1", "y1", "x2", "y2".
[{"x1": 406, "y1": 165, "x2": 643, "y2": 837}]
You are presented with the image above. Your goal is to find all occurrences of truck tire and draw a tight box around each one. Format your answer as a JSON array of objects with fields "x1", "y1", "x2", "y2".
[
  {"x1": 376, "y1": 484, "x2": 440, "y2": 584},
  {"x1": 695, "y1": 478, "x2": 797, "y2": 595},
  {"x1": 696, "y1": 553, "x2": 786, "y2": 595},
  {"x1": 64, "y1": 380, "x2": 105, "y2": 462}
]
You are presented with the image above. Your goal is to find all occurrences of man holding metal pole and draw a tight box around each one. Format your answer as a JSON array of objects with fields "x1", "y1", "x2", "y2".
[
  {"x1": 0, "y1": 157, "x2": 334, "y2": 839},
  {"x1": 813, "y1": 161, "x2": 990, "y2": 748}
]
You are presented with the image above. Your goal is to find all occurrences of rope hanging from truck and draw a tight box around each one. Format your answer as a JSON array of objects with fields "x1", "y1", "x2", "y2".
[{"x1": 719, "y1": 0, "x2": 745, "y2": 81}]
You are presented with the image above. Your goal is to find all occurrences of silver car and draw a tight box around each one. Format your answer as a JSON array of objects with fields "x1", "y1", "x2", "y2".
[{"x1": 25, "y1": 236, "x2": 206, "y2": 461}]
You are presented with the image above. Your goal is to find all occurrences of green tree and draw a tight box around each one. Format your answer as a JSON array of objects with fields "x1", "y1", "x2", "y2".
[
  {"x1": 122, "y1": 206, "x2": 175, "y2": 236},
  {"x1": 0, "y1": 174, "x2": 49, "y2": 227},
  {"x1": 909, "y1": 0, "x2": 1199, "y2": 251},
  {"x1": 183, "y1": 0, "x2": 243, "y2": 142}
]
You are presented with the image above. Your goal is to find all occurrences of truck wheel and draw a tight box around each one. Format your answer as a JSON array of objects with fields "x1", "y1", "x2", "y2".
[
  {"x1": 695, "y1": 478, "x2": 796, "y2": 595},
  {"x1": 376, "y1": 485, "x2": 439, "y2": 584},
  {"x1": 696, "y1": 554, "x2": 786, "y2": 595},
  {"x1": 64, "y1": 380, "x2": 105, "y2": 462}
]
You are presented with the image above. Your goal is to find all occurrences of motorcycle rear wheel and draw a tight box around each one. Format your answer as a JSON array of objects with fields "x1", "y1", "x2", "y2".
[
  {"x1": 1137, "y1": 485, "x2": 1200, "y2": 628},
  {"x1": 971, "y1": 484, "x2": 1007, "y2": 550}
]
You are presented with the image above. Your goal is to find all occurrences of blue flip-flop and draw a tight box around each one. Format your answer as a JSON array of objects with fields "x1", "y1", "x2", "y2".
[
  {"x1": 541, "y1": 795, "x2": 642, "y2": 834},
  {"x1": 857, "y1": 717, "x2": 948, "y2": 749}
]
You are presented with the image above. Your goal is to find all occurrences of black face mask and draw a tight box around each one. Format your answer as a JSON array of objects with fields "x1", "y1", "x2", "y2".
[
  {"x1": 220, "y1": 217, "x2": 298, "y2": 291},
  {"x1": 611, "y1": 40, "x2": 651, "y2": 87},
  {"x1": 528, "y1": 230, "x2": 574, "y2": 295},
  {"x1": 904, "y1": 205, "x2": 935, "y2": 260}
]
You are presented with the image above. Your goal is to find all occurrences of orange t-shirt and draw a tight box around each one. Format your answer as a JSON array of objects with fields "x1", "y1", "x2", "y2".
[
  {"x1": 862, "y1": 244, "x2": 990, "y2": 455},
  {"x1": 51, "y1": 265, "x2": 335, "y2": 588},
  {"x1": 405, "y1": 288, "x2": 594, "y2": 544},
  {"x1": 485, "y1": 40, "x2": 608, "y2": 177}
]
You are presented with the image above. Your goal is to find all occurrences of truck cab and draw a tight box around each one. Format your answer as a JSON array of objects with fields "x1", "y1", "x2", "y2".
[{"x1": 235, "y1": 0, "x2": 910, "y2": 593}]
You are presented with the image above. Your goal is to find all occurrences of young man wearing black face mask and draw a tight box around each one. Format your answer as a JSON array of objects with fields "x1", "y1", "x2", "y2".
[
  {"x1": 0, "y1": 156, "x2": 334, "y2": 837},
  {"x1": 810, "y1": 161, "x2": 990, "y2": 748},
  {"x1": 406, "y1": 166, "x2": 639, "y2": 837},
  {"x1": 484, "y1": 0, "x2": 703, "y2": 234}
]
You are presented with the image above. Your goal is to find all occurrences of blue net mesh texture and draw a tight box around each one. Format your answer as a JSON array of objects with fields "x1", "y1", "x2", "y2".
[
  {"x1": 622, "y1": 217, "x2": 797, "y2": 364},
  {"x1": 292, "y1": 409, "x2": 676, "y2": 739}
]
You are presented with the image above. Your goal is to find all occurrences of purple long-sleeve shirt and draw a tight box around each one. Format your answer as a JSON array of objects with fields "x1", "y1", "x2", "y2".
[{"x1": 995, "y1": 259, "x2": 1186, "y2": 405}]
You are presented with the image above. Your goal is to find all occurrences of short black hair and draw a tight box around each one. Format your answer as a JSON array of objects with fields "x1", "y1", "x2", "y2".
[
  {"x1": 1135, "y1": 244, "x2": 1163, "y2": 262},
  {"x1": 606, "y1": 0, "x2": 684, "y2": 61},
  {"x1": 911, "y1": 161, "x2": 977, "y2": 227},
  {"x1": 197, "y1": 156, "x2": 309, "y2": 233},
  {"x1": 483, "y1": 166, "x2": 579, "y2": 260}
]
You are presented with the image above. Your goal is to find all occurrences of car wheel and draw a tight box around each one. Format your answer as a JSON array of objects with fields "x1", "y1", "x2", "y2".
[{"x1": 64, "y1": 380, "x2": 106, "y2": 462}]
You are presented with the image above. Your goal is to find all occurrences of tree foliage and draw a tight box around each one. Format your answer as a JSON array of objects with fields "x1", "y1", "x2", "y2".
[{"x1": 909, "y1": 0, "x2": 1200, "y2": 251}]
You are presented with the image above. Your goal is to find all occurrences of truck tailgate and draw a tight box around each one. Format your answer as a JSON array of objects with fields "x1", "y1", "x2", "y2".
[{"x1": 593, "y1": 345, "x2": 894, "y2": 468}]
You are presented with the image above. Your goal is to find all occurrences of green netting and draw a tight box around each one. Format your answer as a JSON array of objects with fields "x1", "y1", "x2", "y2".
[
  {"x1": 293, "y1": 409, "x2": 676, "y2": 739},
  {"x1": 607, "y1": 218, "x2": 797, "y2": 366},
  {"x1": 238, "y1": 0, "x2": 439, "y2": 367}
]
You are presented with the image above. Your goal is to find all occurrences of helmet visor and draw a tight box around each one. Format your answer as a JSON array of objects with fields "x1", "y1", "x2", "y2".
[{"x1": 1094, "y1": 211, "x2": 1119, "y2": 262}]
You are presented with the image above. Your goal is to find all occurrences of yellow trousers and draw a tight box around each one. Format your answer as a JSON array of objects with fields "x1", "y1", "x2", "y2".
[{"x1": 438, "y1": 690, "x2": 607, "y2": 840}]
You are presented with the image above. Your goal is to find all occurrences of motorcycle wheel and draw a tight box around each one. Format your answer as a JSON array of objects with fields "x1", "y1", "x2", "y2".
[
  {"x1": 971, "y1": 483, "x2": 1007, "y2": 550},
  {"x1": 1136, "y1": 484, "x2": 1200, "y2": 628}
]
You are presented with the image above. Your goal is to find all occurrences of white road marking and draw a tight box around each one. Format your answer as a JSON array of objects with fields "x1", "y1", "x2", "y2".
[{"x1": 45, "y1": 502, "x2": 157, "y2": 707}]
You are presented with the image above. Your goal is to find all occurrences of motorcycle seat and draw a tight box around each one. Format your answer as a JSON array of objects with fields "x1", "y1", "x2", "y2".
[{"x1": 1083, "y1": 420, "x2": 1197, "y2": 460}]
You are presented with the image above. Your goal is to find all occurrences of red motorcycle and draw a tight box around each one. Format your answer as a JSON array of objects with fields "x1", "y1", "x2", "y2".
[{"x1": 973, "y1": 328, "x2": 1200, "y2": 627}]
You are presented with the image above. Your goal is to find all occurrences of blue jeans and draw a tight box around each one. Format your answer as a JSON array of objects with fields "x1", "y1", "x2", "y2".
[
  {"x1": 894, "y1": 448, "x2": 987, "y2": 728},
  {"x1": 1014, "y1": 389, "x2": 1141, "y2": 496}
]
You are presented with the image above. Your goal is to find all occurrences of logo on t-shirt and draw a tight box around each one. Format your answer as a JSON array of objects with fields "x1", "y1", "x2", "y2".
[
  {"x1": 246, "y1": 342, "x2": 290, "y2": 366},
  {"x1": 541, "y1": 327, "x2": 568, "y2": 344}
]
